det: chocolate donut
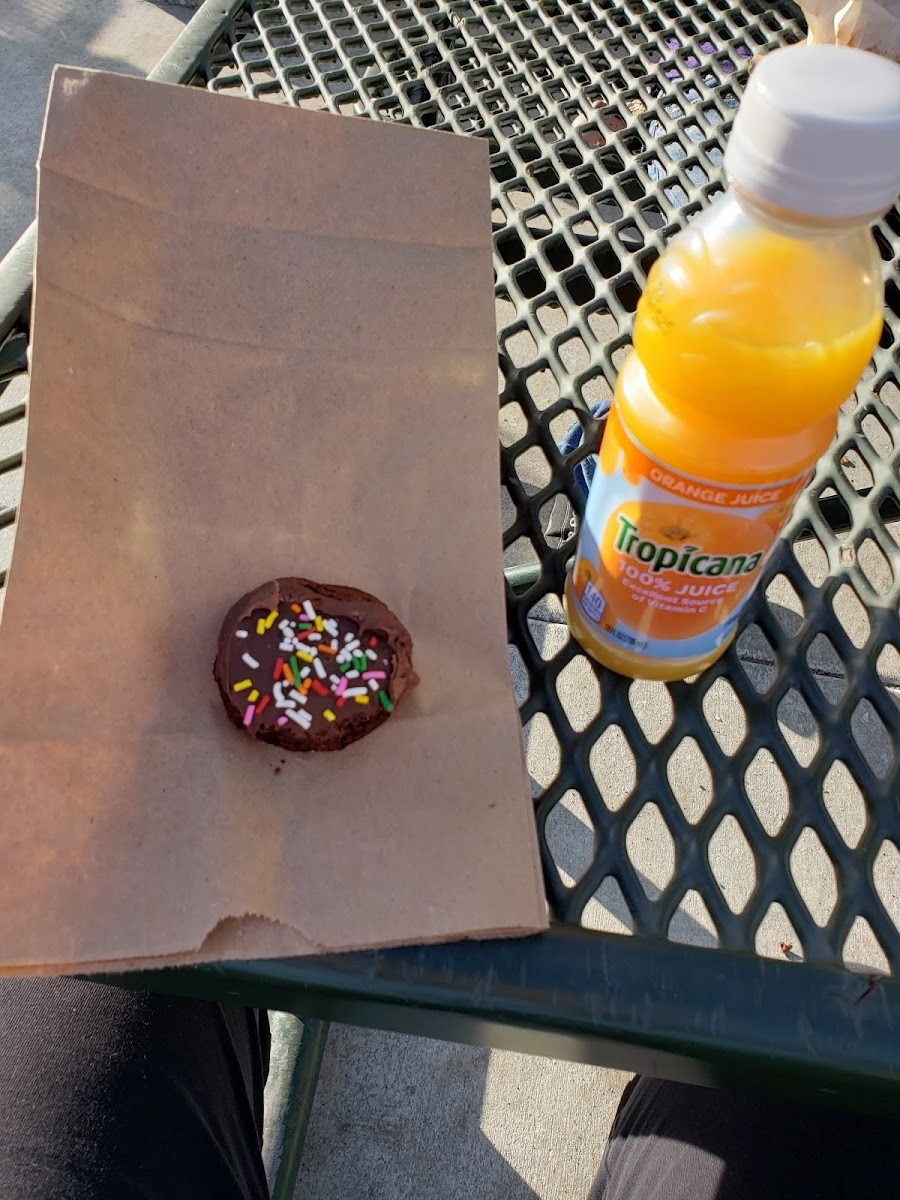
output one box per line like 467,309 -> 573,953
214,578 -> 417,751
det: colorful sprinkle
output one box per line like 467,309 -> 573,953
232,601 -> 397,738
236,630 -> 249,639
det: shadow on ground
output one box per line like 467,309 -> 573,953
545,802 -> 718,948
295,1022 -> 629,1200
296,1026 -> 539,1199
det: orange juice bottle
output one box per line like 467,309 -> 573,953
566,45 -> 900,682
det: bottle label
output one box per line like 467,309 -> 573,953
571,405 -> 808,661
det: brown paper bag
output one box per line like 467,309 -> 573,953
0,67 -> 547,973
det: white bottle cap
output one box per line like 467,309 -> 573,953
724,45 -> 900,220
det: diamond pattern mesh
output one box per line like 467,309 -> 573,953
1,0 -> 899,977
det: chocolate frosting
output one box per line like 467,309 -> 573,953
214,578 -> 418,751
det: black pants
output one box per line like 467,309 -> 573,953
591,1074 -> 900,1200
0,977 -> 269,1200
0,977 -> 896,1199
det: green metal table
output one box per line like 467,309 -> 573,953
1,0 -> 899,1122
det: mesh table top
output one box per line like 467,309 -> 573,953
1,0 -> 899,1096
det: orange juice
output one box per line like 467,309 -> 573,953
565,44 -> 900,680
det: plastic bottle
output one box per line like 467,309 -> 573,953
565,44 -> 900,682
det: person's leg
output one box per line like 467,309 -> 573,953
0,976 -> 269,1200
591,1075 -> 900,1200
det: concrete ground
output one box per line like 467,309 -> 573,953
0,0 -> 197,258
2,4 -> 898,1198
294,1026 -> 629,1200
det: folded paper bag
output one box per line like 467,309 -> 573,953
0,67 -> 547,974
